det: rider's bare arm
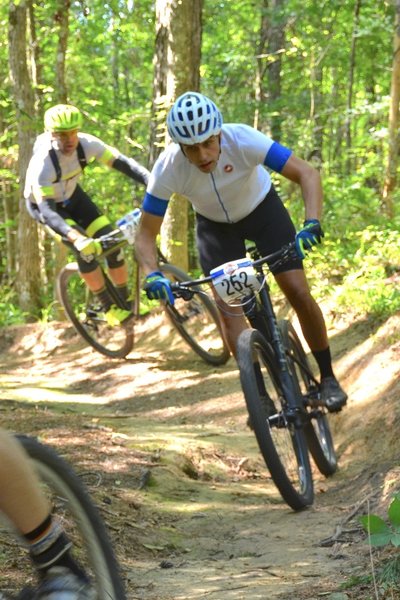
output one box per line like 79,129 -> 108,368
280,154 -> 322,221
134,211 -> 164,275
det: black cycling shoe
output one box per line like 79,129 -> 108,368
15,567 -> 96,600
247,395 -> 277,429
320,376 -> 348,413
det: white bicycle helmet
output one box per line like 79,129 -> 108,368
167,92 -> 223,145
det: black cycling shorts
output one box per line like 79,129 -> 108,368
27,185 -> 124,273
196,184 -> 302,276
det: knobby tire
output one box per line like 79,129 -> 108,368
161,263 -> 230,366
279,320 -> 337,476
13,435 -> 127,600
237,328 -> 314,510
57,262 -> 133,359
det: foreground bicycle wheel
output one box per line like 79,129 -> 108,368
237,328 -> 314,510
57,262 -> 133,359
161,263 -> 230,366
279,320 -> 337,476
1,435 -> 126,599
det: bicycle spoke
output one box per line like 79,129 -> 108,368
278,320 -> 337,476
237,328 -> 314,510
162,264 -> 230,366
57,263 -> 133,359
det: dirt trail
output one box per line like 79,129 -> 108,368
0,310 -> 399,599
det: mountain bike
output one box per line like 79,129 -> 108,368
0,434 -> 126,599
170,243 -> 337,511
56,212 -> 230,365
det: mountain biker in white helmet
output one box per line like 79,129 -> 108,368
0,428 -> 95,599
134,91 -> 347,413
24,104 -> 150,327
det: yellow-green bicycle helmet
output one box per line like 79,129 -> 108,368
44,104 -> 83,132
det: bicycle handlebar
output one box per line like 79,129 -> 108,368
97,228 -> 127,250
169,242 -> 298,299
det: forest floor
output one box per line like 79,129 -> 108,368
0,305 -> 399,599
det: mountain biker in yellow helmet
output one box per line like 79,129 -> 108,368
24,104 -> 150,327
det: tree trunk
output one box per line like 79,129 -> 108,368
1,180 -> 18,279
55,0 -> 70,103
28,1 -> 44,112
52,0 -> 71,318
344,0 -> 361,174
8,1 -> 42,318
151,0 -> 203,271
255,0 -> 285,140
382,0 -> 400,218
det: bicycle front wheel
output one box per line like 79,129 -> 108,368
4,435 -> 127,599
279,320 -> 337,476
57,262 -> 133,359
237,328 -> 314,510
160,263 -> 230,366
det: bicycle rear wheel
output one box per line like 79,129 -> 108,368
279,320 -> 337,476
237,328 -> 314,510
160,263 -> 230,366
2,435 -> 126,599
57,262 -> 133,359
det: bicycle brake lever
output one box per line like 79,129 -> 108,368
170,285 -> 195,301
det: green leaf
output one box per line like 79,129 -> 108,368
388,497 -> 400,528
360,514 -> 390,535
369,532 -> 393,547
391,532 -> 400,547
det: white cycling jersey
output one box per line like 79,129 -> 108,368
24,132 -> 118,204
143,123 -> 292,223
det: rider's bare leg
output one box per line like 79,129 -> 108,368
274,269 -> 328,352
0,428 -> 49,534
79,267 -> 105,293
211,290 -> 247,358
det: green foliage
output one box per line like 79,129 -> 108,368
278,162 -> 400,318
1,0 -> 400,325
330,225 -> 400,319
360,495 -> 400,548
0,290 -> 28,326
357,495 -> 400,596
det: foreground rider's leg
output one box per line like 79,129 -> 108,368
274,270 -> 328,352
0,430 -> 50,534
212,294 -> 276,428
274,269 -> 347,411
0,430 -> 94,598
211,290 -> 246,358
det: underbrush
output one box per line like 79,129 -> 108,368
1,222 -> 399,328
300,224 -> 400,320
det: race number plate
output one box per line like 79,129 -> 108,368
210,258 -> 261,303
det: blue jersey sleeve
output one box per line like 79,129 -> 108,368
142,192 -> 169,217
264,141 -> 292,173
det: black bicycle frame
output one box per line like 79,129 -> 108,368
244,268 -> 308,426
